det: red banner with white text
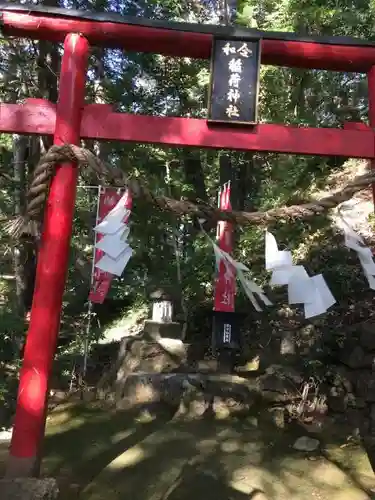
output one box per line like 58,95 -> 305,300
213,182 -> 236,312
89,187 -> 132,304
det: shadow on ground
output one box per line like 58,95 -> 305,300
1,400 -> 369,500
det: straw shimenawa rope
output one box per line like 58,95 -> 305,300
5,143 -> 375,238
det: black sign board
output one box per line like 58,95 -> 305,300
208,38 -> 261,125
212,311 -> 242,350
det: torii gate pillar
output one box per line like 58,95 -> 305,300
6,33 -> 89,478
368,66 -> 375,203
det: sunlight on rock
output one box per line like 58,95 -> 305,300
110,428 -> 133,445
229,481 -> 254,494
215,405 -> 231,420
232,482 -> 269,500
230,466 -> 287,497
281,469 -> 315,491
329,488 -> 370,500
221,439 -> 240,453
246,416 -> 259,427
248,492 -> 269,500
107,444 -> 147,470
135,409 -> 157,424
45,416 -> 86,436
232,466 -> 265,486
278,456 -> 312,472
45,409 -> 73,427
310,462 -> 348,487
243,355 -> 260,371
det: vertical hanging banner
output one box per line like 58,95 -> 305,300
89,187 -> 132,304
213,182 -> 236,311
208,37 -> 261,125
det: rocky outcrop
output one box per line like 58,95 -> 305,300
293,436 -> 320,452
112,363 -> 306,419
96,330 -> 188,402
318,320 -> 375,470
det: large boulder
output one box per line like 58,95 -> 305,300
97,331 -> 188,402
293,436 -> 320,452
345,346 -> 374,369
258,364 -> 302,403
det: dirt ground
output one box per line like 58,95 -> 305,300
1,401 -> 375,500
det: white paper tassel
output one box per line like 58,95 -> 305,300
202,227 -> 272,312
303,274 -> 336,319
340,216 -> 375,290
237,271 -> 263,312
265,231 -> 293,270
94,191 -> 131,235
95,246 -> 133,277
95,225 -> 130,260
93,192 -> 133,276
238,270 -> 273,311
265,231 -> 336,318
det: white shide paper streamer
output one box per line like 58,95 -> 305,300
265,231 -> 335,318
199,221 -> 272,312
340,216 -> 375,290
94,192 -> 133,277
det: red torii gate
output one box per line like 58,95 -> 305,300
1,2 -> 375,477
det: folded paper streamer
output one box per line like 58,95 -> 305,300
265,231 -> 335,318
95,226 -> 130,260
95,208 -> 131,235
94,191 -> 133,277
200,222 -> 272,312
94,246 -> 133,276
339,216 -> 375,290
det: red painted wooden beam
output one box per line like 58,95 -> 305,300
2,11 -> 375,71
0,99 -> 56,136
0,100 -> 373,158
81,106 -> 375,158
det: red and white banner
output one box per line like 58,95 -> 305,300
213,182 -> 236,312
89,187 -> 132,304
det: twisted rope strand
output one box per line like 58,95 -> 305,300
5,144 -> 375,238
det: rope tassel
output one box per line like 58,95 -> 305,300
5,143 -> 375,239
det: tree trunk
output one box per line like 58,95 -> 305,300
183,151 -> 208,203
183,151 -> 211,236
12,136 -> 37,358
18,0 -> 60,322
239,153 -> 261,212
13,134 -> 28,317
219,153 -> 232,189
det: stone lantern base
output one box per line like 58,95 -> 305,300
143,319 -> 183,340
